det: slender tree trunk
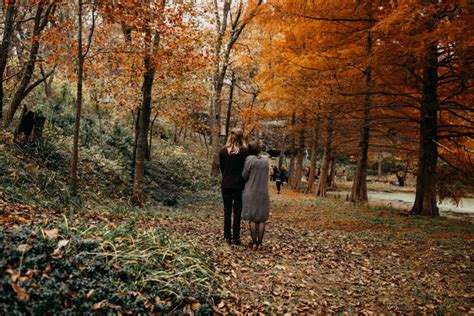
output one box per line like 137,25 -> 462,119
293,116 -> 306,191
316,111 -> 334,197
254,128 -> 260,143
288,112 -> 296,187
328,156 -> 337,188
147,112 -> 159,160
225,70 -> 235,141
6,4 -> 44,127
41,65 -> 54,100
278,134 -> 286,169
208,98 -> 214,146
210,0 -> 231,176
132,108 -> 140,179
350,31 -> 372,204
132,27 -> 158,206
210,0 -> 263,175
0,0 -> 17,123
70,0 -> 84,197
411,44 -> 439,216
306,114 -> 320,193
211,88 -> 224,175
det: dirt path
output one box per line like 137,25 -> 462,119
171,188 -> 473,314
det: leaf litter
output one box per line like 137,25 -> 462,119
1,187 -> 472,314
168,188 -> 474,314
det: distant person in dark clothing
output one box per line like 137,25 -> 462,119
219,128 -> 248,245
271,166 -> 278,181
275,167 -> 283,194
284,167 -> 290,183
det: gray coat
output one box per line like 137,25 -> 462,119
242,155 -> 270,222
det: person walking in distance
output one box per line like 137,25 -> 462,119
219,128 -> 248,245
275,167 -> 283,194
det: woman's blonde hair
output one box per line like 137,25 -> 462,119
225,128 -> 246,155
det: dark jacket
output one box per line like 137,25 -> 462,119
219,147 -> 249,189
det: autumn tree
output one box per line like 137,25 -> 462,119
372,0 -> 474,216
209,0 -> 263,176
0,0 -> 17,123
70,0 -> 96,197
5,0 -> 57,128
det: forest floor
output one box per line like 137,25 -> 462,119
2,185 -> 473,314
167,186 -> 474,314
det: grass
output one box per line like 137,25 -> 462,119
1,219 -> 220,314
269,188 -> 474,240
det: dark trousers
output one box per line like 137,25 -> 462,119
222,188 -> 242,241
276,181 -> 282,192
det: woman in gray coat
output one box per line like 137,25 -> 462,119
242,142 -> 270,250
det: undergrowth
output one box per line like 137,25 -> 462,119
0,224 -> 220,314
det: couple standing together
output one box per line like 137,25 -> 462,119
219,128 -> 270,250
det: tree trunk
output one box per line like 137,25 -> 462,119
210,0 -> 263,175
316,111 -> 334,197
132,28 -> 158,206
41,65 -> 54,100
306,114 -> 320,193
14,106 -> 45,143
7,2 -> 55,127
0,0 -> 17,123
411,44 -> 439,216
210,87 -> 224,175
225,70 -> 235,141
293,116 -> 306,191
328,156 -> 336,189
147,112 -> 159,160
350,31 -> 372,204
70,0 -> 84,197
278,134 -> 286,169
132,108 -> 140,179
288,111 -> 296,187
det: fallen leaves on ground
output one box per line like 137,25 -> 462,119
168,188 -> 474,314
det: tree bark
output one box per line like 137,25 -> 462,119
293,115 -> 306,191
350,31 -> 372,204
328,156 -> 337,188
147,112 -> 159,160
14,106 -> 45,143
306,114 -> 320,193
210,0 -> 262,175
411,44 -> 439,216
278,134 -> 286,169
316,111 -> 334,197
225,70 -> 236,141
210,0 -> 231,176
132,22 -> 160,206
288,111 -> 296,187
0,0 -> 17,123
70,0 -> 84,197
7,1 -> 55,127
